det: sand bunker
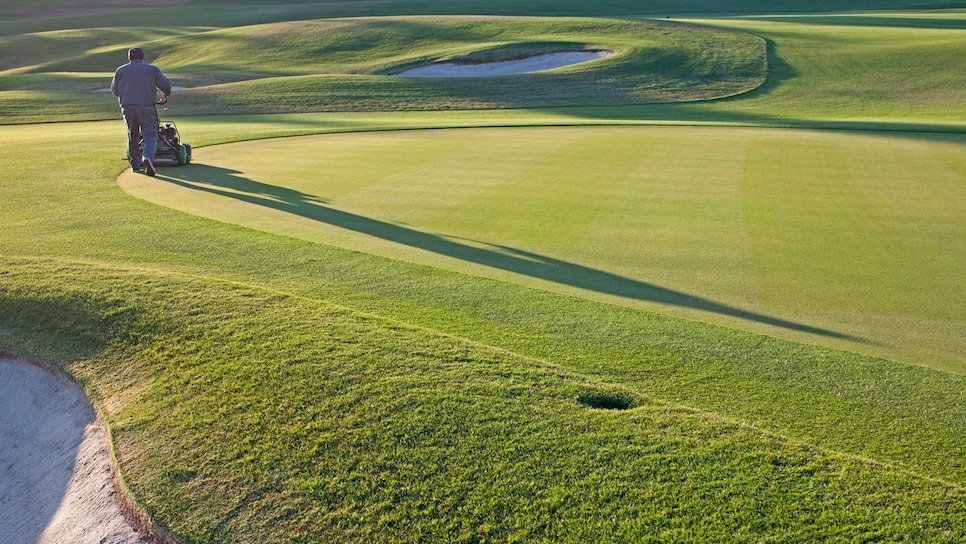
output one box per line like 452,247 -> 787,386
395,50 -> 613,78
0,358 -> 147,544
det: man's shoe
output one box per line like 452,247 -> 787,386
143,159 -> 156,177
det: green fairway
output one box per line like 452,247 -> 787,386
2,1 -> 965,542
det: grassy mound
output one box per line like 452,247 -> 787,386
0,17 -> 767,122
2,0 -> 956,31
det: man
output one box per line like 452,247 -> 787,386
111,47 -> 172,176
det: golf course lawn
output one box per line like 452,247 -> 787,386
1,1 -> 965,542
120,125 -> 966,372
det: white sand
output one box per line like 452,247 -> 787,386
0,358 -> 147,544
394,50 -> 613,78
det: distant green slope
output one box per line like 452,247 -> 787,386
0,17 -> 766,123
3,0 -> 965,28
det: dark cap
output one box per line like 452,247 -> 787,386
128,47 -> 144,61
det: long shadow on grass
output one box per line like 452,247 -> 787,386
158,164 -> 858,340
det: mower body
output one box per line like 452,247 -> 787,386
155,121 -> 192,167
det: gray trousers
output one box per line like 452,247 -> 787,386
121,104 -> 158,169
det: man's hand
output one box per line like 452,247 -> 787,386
158,94 -> 168,105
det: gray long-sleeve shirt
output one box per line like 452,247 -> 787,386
111,59 -> 172,107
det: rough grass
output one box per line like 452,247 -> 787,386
2,260 -> 964,543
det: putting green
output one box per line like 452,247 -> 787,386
119,126 -> 966,372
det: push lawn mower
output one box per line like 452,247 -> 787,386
125,95 -> 192,168
154,119 -> 192,167
154,93 -> 191,166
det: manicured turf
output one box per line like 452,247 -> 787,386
120,125 -> 966,371
1,1 -> 965,542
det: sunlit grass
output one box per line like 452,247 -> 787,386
120,126 -> 966,370
2,117 -> 965,542
1,1 -> 965,542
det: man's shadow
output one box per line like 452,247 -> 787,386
159,164 -> 858,340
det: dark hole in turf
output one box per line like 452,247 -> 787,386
577,393 -> 634,410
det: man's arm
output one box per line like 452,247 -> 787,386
155,67 -> 172,97
110,69 -> 120,97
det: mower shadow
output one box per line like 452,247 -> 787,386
158,163 -> 858,341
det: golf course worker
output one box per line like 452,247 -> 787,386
111,47 -> 172,176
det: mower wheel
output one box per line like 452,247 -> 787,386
179,143 -> 192,166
